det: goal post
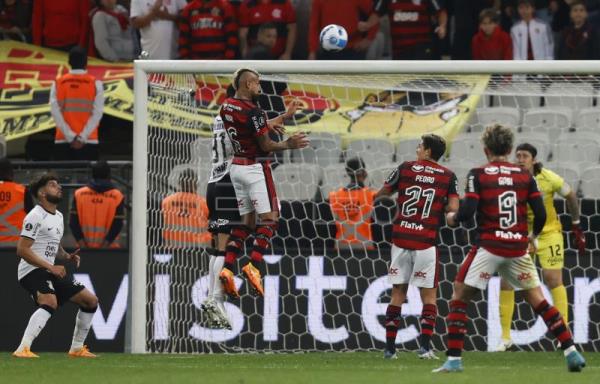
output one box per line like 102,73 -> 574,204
131,60 -> 600,354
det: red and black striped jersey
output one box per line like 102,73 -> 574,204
219,97 -> 270,160
178,0 -> 238,59
239,0 -> 296,58
465,162 -> 541,257
384,160 -> 458,250
374,0 -> 442,58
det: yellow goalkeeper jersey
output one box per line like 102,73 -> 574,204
527,168 -> 565,235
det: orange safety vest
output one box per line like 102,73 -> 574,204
161,192 -> 211,248
74,186 -> 124,248
0,181 -> 26,247
329,187 -> 376,249
54,72 -> 99,143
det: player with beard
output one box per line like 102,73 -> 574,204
218,68 -> 309,298
13,173 -> 99,358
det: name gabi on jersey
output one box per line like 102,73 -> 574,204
495,230 -> 523,240
400,220 -> 424,231
393,11 -> 419,22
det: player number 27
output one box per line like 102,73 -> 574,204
402,186 -> 435,219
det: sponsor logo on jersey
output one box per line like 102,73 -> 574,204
25,223 -> 32,231
479,272 -> 492,280
412,164 -> 424,173
389,267 -> 399,275
485,166 -> 499,175
495,230 -> 523,240
393,11 -> 419,22
272,8 -> 282,18
400,220 -> 424,231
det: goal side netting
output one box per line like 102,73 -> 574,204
131,61 -> 600,354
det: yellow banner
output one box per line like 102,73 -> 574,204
1,41 -> 489,144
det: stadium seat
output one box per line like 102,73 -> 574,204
557,131 -> 600,146
272,163 -> 321,200
367,163 -> 397,190
521,107 -> 573,142
574,107 -> 600,131
513,133 -> 551,161
552,139 -> 600,166
442,159 -> 473,191
190,137 -> 213,166
493,82 -> 543,109
167,163 -> 208,196
346,139 -> 395,169
307,131 -> 342,148
471,107 -> 521,130
320,164 -> 350,198
291,138 -> 342,167
395,138 -> 420,160
449,138 -> 487,164
545,82 -> 594,110
551,164 -> 581,195
580,166 -> 600,198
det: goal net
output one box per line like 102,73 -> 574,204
131,61 -> 600,354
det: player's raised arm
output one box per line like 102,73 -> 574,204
447,170 -> 479,227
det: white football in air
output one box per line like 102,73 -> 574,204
320,24 -> 348,52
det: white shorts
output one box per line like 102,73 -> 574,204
387,245 -> 438,288
457,247 -> 540,290
230,162 -> 279,216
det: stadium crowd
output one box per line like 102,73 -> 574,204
1,0 -> 600,60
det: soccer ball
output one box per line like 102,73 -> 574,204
319,24 -> 348,52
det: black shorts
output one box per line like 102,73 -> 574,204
206,173 -> 241,234
19,268 -> 85,306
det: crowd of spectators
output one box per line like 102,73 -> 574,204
1,0 -> 599,60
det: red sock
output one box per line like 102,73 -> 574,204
535,300 -> 574,349
385,304 -> 402,353
249,222 -> 276,263
224,227 -> 250,270
447,300 -> 468,357
419,304 -> 437,350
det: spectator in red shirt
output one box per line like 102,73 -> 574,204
472,8 -> 513,60
178,0 -> 238,59
239,0 -> 296,60
359,0 -> 447,60
0,0 -> 31,42
308,0 -> 378,60
32,0 -> 90,51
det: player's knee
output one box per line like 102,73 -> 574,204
37,294 -> 57,310
81,295 -> 99,313
542,271 -> 562,288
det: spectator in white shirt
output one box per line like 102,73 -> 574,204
92,0 -> 136,61
511,0 -> 554,60
130,0 -> 187,59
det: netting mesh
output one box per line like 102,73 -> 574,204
144,72 -> 600,353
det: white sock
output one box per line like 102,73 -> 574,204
212,256 -> 225,302
207,255 -> 216,301
448,356 -> 462,361
564,345 -> 577,356
70,310 -> 95,351
17,307 -> 52,351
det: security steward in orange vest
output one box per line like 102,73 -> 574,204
329,157 -> 376,250
161,169 -> 211,248
0,158 -> 34,247
70,161 -> 124,248
50,46 -> 103,161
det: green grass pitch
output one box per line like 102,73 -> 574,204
1,351 -> 598,384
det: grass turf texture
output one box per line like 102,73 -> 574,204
1,351 -> 598,384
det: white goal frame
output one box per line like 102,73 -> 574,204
131,60 -> 600,354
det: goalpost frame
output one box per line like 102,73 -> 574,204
130,60 -> 600,354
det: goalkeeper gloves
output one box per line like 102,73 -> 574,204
572,221 -> 586,257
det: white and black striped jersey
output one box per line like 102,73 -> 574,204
208,115 -> 235,183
